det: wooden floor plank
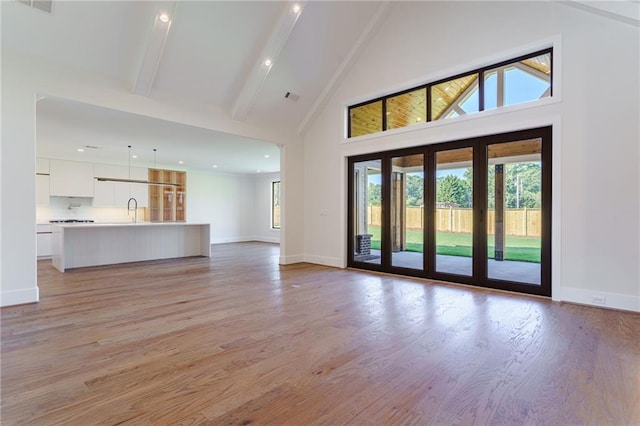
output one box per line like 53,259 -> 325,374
1,242 -> 639,425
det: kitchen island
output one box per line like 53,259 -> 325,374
51,222 -> 210,272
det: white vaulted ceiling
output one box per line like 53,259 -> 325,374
1,1 -> 388,173
151,2 -> 285,109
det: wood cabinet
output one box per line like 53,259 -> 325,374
147,168 -> 186,222
49,159 -> 94,197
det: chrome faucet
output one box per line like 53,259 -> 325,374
127,197 -> 138,223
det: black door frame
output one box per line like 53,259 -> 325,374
347,126 -> 552,297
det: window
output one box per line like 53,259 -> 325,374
272,181 -> 281,229
349,100 -> 383,138
484,51 -> 551,110
387,88 -> 426,130
347,48 -> 552,138
431,73 -> 479,120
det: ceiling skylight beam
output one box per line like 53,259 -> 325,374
132,1 -> 178,96
231,2 -> 305,121
512,62 -> 550,82
439,80 -> 478,119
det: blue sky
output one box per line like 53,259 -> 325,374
462,67 -> 549,112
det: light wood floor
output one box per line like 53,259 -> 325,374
2,242 -> 639,425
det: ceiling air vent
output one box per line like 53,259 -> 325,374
16,0 -> 53,14
284,92 -> 300,101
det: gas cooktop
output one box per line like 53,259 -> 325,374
49,219 -> 95,223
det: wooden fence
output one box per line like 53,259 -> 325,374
367,205 -> 541,237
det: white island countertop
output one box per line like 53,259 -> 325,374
51,222 -> 211,272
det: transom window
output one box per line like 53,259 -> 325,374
348,49 -> 552,138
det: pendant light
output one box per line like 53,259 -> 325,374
94,146 -> 180,187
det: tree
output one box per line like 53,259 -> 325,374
405,174 -> 424,207
505,162 -> 541,208
436,175 -> 471,207
367,162 -> 540,209
477,163 -> 541,209
368,182 -> 381,205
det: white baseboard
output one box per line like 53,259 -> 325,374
1,287 -> 39,307
254,237 -> 280,244
211,237 -> 281,245
279,254 -> 304,265
304,255 -> 344,269
210,237 -> 255,244
561,286 -> 639,312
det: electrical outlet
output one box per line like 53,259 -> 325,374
591,295 -> 606,305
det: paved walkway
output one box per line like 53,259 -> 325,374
364,250 -> 540,285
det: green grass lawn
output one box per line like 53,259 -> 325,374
366,226 -> 540,263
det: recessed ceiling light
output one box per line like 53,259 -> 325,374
292,4 -> 301,13
178,160 -> 184,165
132,155 -> 138,159
416,117 -> 422,122
77,148 -> 84,152
212,165 -> 218,168
264,59 -> 272,67
257,170 -> 261,173
158,13 -> 170,23
264,154 -> 270,158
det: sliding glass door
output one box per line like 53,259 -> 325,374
350,157 -> 383,266
434,147 -> 473,277
390,152 -> 424,271
487,139 -> 542,285
347,126 -> 551,297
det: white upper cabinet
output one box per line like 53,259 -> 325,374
49,159 -> 94,197
93,164 -> 148,207
129,166 -> 149,207
36,157 -> 50,174
36,158 -> 50,205
36,175 -> 50,205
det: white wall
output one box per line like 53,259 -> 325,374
1,57 -> 39,306
253,172 -> 281,244
302,1 -> 640,311
280,142 -> 305,264
187,170 -> 257,244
